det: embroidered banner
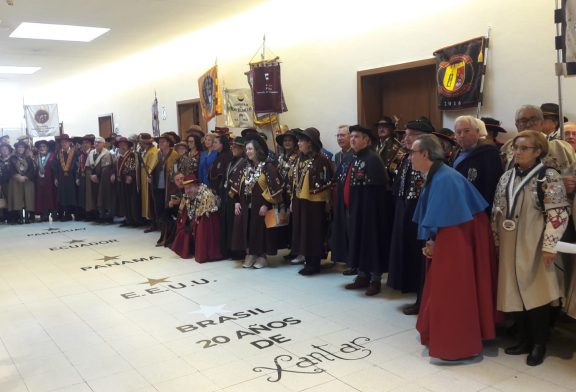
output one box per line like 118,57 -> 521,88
433,37 -> 486,110
224,88 -> 254,128
24,104 -> 60,137
247,60 -> 287,115
198,65 -> 222,122
556,0 -> 576,76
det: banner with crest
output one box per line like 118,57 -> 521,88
24,104 -> 60,137
198,65 -> 223,122
224,88 -> 254,128
247,59 -> 287,115
434,37 -> 486,110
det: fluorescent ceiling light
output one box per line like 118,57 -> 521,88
10,22 -> 109,42
0,66 -> 41,74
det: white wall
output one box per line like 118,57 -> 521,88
9,0 -> 575,153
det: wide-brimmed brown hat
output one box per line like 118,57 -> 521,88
349,124 -> 378,145
212,127 -> 231,136
155,132 -> 177,146
174,141 -> 188,151
116,136 -> 133,148
58,133 -> 71,142
295,127 -> 323,150
375,116 -> 397,129
139,133 -> 154,144
275,129 -> 298,146
541,103 -> 568,122
186,125 -> 204,140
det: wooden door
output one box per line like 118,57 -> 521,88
357,58 -> 442,131
98,114 -> 114,138
177,99 -> 204,140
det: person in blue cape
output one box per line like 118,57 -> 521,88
411,134 -> 496,361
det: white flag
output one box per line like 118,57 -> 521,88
25,104 -> 60,137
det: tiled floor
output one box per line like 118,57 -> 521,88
1,221 -> 575,392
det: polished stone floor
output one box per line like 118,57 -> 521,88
1,221 -> 575,392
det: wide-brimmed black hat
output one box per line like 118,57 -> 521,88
244,133 -> 269,154
295,127 -> 323,150
275,129 -> 298,146
541,103 -> 568,122
405,119 -> 435,134
432,132 -> 456,145
349,124 -> 378,145
14,140 -> 29,149
34,139 -> 50,149
241,128 -> 259,138
0,143 -> 13,153
231,136 -> 246,147
480,117 -> 506,134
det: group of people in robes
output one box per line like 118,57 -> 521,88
2,101 -> 576,367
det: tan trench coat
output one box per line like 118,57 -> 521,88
492,167 -> 568,312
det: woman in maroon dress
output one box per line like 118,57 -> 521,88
171,174 -> 223,263
34,140 -> 57,222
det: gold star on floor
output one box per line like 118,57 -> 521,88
45,228 -> 60,231
68,239 -> 84,244
141,277 -> 171,287
96,255 -> 119,262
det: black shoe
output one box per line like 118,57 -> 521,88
505,342 -> 532,355
298,266 -> 321,276
526,344 -> 546,366
402,303 -> 419,315
342,268 -> 358,276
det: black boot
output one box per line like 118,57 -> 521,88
526,344 -> 546,366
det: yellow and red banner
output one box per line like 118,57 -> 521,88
434,37 -> 486,110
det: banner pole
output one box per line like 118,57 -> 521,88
476,27 -> 491,118
555,0 -> 565,139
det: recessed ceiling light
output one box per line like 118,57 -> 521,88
0,66 -> 41,74
10,22 -> 109,42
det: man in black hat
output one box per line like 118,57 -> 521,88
376,117 -> 404,184
152,132 -> 179,245
335,125 -> 393,295
541,103 -> 568,140
54,134 -> 79,221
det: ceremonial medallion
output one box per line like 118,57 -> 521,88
502,219 -> 516,231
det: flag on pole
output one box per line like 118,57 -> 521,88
152,94 -> 160,137
556,0 -> 576,76
24,104 -> 60,137
433,37 -> 486,110
198,65 -> 222,122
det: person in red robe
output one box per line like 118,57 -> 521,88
171,173 -> 223,263
411,134 -> 496,361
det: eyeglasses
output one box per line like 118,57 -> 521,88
511,145 -> 539,152
515,117 -> 541,126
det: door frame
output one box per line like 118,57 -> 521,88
98,113 -> 114,138
357,58 -> 437,126
176,98 -> 205,139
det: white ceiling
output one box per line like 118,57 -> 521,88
0,0 -> 266,85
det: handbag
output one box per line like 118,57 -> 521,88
265,205 -> 290,228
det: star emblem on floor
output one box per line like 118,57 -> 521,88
190,304 -> 231,317
45,228 -> 60,231
96,255 -> 119,262
141,277 -> 171,287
